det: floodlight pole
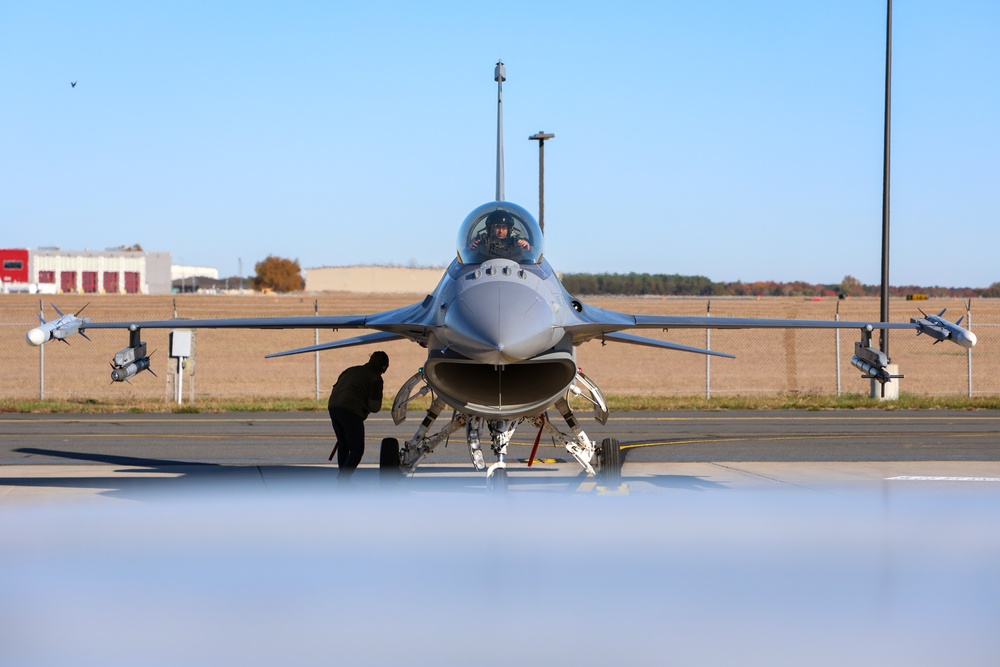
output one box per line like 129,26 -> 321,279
529,131 -> 555,234
879,0 -> 892,358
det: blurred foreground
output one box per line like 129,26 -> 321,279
2,483 -> 998,666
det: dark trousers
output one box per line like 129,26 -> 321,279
329,407 -> 366,471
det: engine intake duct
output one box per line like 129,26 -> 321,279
424,349 -> 577,418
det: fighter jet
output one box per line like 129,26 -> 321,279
27,62 -> 977,488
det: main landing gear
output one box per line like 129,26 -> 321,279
381,370 -> 623,491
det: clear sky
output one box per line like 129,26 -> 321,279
3,2 -> 998,287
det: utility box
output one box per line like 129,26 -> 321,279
169,329 -> 196,376
170,330 -> 193,358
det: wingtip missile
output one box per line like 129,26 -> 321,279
910,310 -> 977,349
26,306 -> 92,346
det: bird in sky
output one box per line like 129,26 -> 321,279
70,81 -> 77,88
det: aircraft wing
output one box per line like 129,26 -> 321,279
564,303 -> 956,346
628,315 -> 919,332
80,300 -> 438,348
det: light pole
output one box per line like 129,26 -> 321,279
529,131 -> 554,233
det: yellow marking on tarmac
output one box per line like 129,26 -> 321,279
622,431 -> 1000,450
5,433 -> 333,440
6,415 -> 999,425
624,434 -> 862,450
628,432 -> 1000,449
0,417 -> 330,424
615,415 -> 1000,422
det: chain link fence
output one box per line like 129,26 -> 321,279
2,294 -> 997,401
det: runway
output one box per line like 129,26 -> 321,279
3,410 -> 999,665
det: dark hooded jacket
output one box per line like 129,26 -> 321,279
327,358 -> 385,419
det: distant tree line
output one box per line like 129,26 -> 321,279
560,272 -> 1000,299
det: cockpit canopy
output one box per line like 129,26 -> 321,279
456,201 -> 543,265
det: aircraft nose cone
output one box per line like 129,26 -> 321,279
445,280 -> 557,363
962,329 -> 978,348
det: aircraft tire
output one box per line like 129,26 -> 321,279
379,437 -> 402,483
488,468 -> 509,494
599,438 -> 622,487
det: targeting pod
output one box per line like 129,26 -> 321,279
852,326 -> 903,385
111,356 -> 154,382
110,330 -> 156,382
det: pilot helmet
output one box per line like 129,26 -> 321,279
485,210 -> 512,231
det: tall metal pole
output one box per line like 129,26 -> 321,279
529,132 -> 554,234
879,0 -> 893,358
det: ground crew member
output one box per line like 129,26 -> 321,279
327,350 -> 389,477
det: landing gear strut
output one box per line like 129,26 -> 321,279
386,369 -> 617,489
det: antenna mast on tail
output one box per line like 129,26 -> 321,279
494,60 -> 506,201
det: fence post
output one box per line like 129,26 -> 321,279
835,301 -> 841,397
967,299 -> 973,398
39,343 -> 45,400
705,300 -> 711,400
39,299 -> 45,400
314,299 -> 320,401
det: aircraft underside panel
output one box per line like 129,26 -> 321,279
423,349 -> 577,418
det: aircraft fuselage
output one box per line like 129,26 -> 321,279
422,257 -> 579,418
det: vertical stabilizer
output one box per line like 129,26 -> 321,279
494,60 -> 506,201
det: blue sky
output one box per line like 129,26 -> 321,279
3,1 -> 998,287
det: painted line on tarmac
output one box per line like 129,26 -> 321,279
886,476 -> 1000,482
612,416 -> 1000,422
623,432 -> 1000,450
623,434 -> 882,450
0,417 -> 330,423
4,433 -> 333,440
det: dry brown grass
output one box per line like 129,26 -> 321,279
2,293 -> 998,405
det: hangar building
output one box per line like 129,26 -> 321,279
0,247 -> 173,295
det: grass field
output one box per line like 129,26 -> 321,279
2,292 -> 997,412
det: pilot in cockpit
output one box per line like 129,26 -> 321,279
469,210 -> 531,259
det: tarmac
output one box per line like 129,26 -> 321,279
2,410 -> 999,665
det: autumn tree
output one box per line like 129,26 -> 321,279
253,255 -> 304,293
840,275 -> 863,297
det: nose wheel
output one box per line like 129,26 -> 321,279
488,466 -> 509,493
379,437 -> 402,484
598,438 -> 622,487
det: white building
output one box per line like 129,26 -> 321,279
171,265 -> 220,281
305,265 -> 445,294
29,248 -> 173,295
